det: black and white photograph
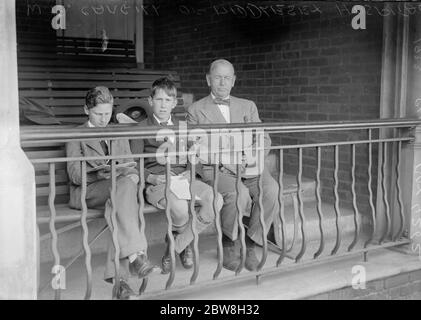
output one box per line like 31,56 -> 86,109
1,0 -> 421,304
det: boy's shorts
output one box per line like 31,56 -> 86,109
145,183 -> 170,210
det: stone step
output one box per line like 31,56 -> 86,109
38,230 -> 387,300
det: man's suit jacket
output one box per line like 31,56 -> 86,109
129,116 -> 187,181
187,94 -> 271,177
66,121 -> 135,208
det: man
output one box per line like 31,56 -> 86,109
187,59 -> 280,272
129,77 -> 223,274
66,86 -> 154,299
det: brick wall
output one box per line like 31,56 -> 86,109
143,0 -> 157,68
16,0 -> 57,34
147,0 -> 384,213
308,269 -> 421,300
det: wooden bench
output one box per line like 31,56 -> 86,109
24,135 -> 312,253
17,34 -> 137,68
18,66 -> 190,124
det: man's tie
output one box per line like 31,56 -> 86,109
100,140 -> 109,155
213,97 -> 230,106
160,121 -> 168,126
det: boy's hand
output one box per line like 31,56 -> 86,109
96,168 -> 124,180
179,170 -> 191,181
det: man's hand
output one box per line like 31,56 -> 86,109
147,174 -> 167,185
179,170 -> 191,181
116,166 -> 137,176
96,169 -> 115,180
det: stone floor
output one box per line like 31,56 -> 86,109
38,229 -> 421,300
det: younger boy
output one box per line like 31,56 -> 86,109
129,77 -> 223,273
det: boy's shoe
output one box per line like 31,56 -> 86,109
161,233 -> 174,274
161,248 -> 172,274
179,244 -> 194,269
161,235 -> 194,273
129,253 -> 155,278
115,279 -> 135,300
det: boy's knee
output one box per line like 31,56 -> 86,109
224,189 -> 251,211
170,200 -> 189,227
264,178 -> 279,202
215,193 -> 224,212
116,176 -> 136,191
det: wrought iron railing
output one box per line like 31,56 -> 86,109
21,118 -> 421,299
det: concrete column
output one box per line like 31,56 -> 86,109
0,0 -> 37,299
405,128 -> 421,259
403,11 -> 421,257
375,3 -> 399,242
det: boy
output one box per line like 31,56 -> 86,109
66,86 -> 154,299
129,77 -> 223,274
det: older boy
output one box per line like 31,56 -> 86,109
129,77 -> 223,274
66,86 -> 154,299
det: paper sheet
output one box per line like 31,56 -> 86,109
170,175 -> 201,200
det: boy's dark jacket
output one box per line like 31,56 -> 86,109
130,116 -> 188,181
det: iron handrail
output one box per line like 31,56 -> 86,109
20,118 -> 421,144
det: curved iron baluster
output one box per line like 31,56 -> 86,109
137,158 -> 148,295
379,142 -> 391,244
276,149 -> 286,267
257,140 -> 268,271
109,160 -> 121,299
164,157 -> 176,290
139,278 -> 148,294
393,141 -> 405,241
80,161 -> 92,299
314,146 -> 325,259
48,163 -> 61,300
287,194 -> 299,252
364,129 -> 376,248
189,164 -> 200,285
212,163 -> 223,280
295,148 -> 307,262
235,155 -> 246,276
348,144 -> 360,252
331,145 -> 342,255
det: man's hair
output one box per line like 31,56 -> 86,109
85,86 -> 114,109
208,59 -> 235,75
150,77 -> 177,98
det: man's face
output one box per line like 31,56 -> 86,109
84,103 -> 113,127
149,88 -> 177,122
206,63 -> 236,99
